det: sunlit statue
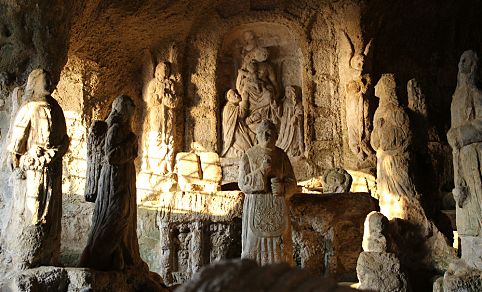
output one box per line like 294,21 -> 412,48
2,69 -> 69,270
370,74 -> 417,220
80,95 -> 147,271
236,47 -> 279,136
146,61 -> 179,175
275,86 -> 304,157
447,50 -> 482,268
221,89 -> 252,158
238,120 -> 297,265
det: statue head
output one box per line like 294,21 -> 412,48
243,31 -> 256,48
256,119 -> 278,149
253,47 -> 269,63
108,95 -> 136,124
226,89 -> 241,104
458,50 -> 478,83
155,62 -> 171,80
25,69 -> 52,100
285,86 -> 299,104
375,74 -> 399,106
350,54 -> 365,71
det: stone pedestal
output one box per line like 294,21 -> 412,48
357,252 -> 408,292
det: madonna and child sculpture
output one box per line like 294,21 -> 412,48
238,119 -> 297,265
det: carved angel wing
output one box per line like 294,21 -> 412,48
342,31 -> 355,66
363,38 -> 373,57
84,120 -> 108,202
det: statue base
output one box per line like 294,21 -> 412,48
0,266 -> 167,292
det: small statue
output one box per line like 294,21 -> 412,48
321,168 -> 352,193
357,211 -> 408,291
275,86 -> 304,157
79,95 -> 147,271
238,120 -> 297,265
221,89 -> 253,158
2,69 -> 69,270
447,50 -> 482,269
343,32 -> 374,161
146,61 -> 179,175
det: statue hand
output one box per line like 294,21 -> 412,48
453,186 -> 469,208
271,177 -> 285,196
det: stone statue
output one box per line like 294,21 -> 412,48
221,89 -> 253,158
2,69 -> 69,270
343,32 -> 374,161
447,50 -> 482,269
236,47 -> 280,136
357,211 -> 408,291
238,120 -> 297,265
321,168 -> 352,193
84,120 -> 107,202
275,86 -> 304,157
79,95 -> 147,271
370,74 -> 419,220
146,61 -> 179,175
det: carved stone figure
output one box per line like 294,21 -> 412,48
84,120 -> 107,202
238,120 -> 297,265
80,95 -> 147,271
357,211 -> 408,291
146,61 -> 179,175
370,74 -> 418,221
236,47 -> 279,136
447,50 -> 482,269
2,69 -> 69,270
221,89 -> 253,158
343,32 -> 374,162
275,86 -> 304,157
321,168 -> 352,193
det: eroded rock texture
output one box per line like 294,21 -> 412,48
177,258 -> 356,292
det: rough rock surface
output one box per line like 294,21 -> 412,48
356,252 -> 408,292
443,260 -> 482,292
0,266 -> 167,292
289,192 -> 378,281
176,258 -> 356,292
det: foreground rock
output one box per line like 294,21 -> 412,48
177,258 -> 355,292
0,266 -> 167,292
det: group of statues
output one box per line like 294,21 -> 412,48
0,45 -> 480,289
0,69 -> 149,276
221,31 -> 305,159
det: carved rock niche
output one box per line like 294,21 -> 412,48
218,23 -> 305,182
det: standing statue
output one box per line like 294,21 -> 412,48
238,120 -> 297,265
80,95 -> 147,271
343,32 -> 374,161
275,86 -> 304,157
2,69 -> 69,270
221,89 -> 253,158
447,50 -> 482,268
370,74 -> 419,221
146,61 -> 179,175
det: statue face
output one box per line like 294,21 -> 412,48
459,52 -> 475,74
253,48 -> 268,62
227,90 -> 241,104
256,121 -> 278,148
155,63 -> 170,80
285,87 -> 296,103
32,71 -> 52,97
350,54 -> 365,71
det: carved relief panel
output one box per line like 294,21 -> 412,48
218,23 -> 305,162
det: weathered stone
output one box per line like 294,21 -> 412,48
447,50 -> 482,270
177,258 -> 356,292
356,252 -> 408,292
290,192 -> 378,279
239,120 -> 297,266
322,168 -> 352,193
1,69 -> 69,274
176,152 -> 203,192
